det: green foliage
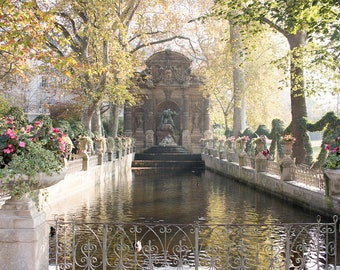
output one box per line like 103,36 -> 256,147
0,98 -> 10,117
0,143 -> 64,198
53,120 -> 74,138
33,114 -> 53,129
7,106 -> 27,127
268,119 -> 286,158
307,112 -> 340,168
48,102 -> 82,122
0,115 -> 66,198
323,139 -> 340,169
69,120 -> 87,138
255,125 -> 270,137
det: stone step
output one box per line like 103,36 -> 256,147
132,160 -> 205,168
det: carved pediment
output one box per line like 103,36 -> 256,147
144,50 -> 192,86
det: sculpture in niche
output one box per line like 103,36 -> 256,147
192,113 -> 200,131
160,108 -> 177,129
135,114 -> 144,130
158,108 -> 178,143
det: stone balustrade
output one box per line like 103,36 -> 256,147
202,140 -> 340,218
0,136 -> 135,270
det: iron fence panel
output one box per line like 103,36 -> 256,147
49,216 -> 338,270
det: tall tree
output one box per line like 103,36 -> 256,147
230,21 -> 245,136
46,0 -> 198,136
212,0 -> 339,164
196,7 -> 288,135
45,0 -> 136,135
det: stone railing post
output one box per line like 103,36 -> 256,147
0,196 -> 49,270
219,140 -> 227,159
255,141 -> 268,172
238,141 -> 247,167
280,141 -> 295,180
227,141 -> 236,162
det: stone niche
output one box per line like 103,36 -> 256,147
124,50 -> 211,153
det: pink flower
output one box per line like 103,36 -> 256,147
331,146 -> 339,153
5,129 -> 15,139
3,144 -> 14,154
18,141 -> 25,148
4,118 -> 13,125
26,124 -> 33,132
34,121 -> 41,127
51,127 -> 60,133
324,144 -> 330,151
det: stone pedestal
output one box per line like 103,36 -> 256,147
145,130 -> 154,148
0,196 -> 49,270
280,142 -> 295,181
324,169 -> 340,195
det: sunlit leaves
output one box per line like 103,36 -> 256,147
0,1 -> 56,83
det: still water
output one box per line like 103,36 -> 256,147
56,169 -> 325,225
49,169 -> 340,268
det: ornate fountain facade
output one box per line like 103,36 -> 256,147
124,50 -> 211,153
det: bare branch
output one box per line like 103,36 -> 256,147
130,35 -> 195,53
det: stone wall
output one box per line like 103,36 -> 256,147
202,154 -> 340,218
44,153 -> 134,220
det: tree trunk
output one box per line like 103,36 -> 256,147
91,106 -> 102,137
230,21 -> 245,137
107,103 -> 119,137
287,31 -> 308,164
81,99 -> 97,135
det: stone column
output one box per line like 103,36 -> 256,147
203,98 -> 212,139
124,107 -> 133,137
145,98 -> 153,131
0,196 -> 49,270
145,97 -> 154,147
182,95 -> 191,148
183,95 -> 189,130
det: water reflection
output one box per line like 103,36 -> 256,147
49,169 -> 340,267
55,169 -> 324,224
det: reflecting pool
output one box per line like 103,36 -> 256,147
53,169 -> 326,224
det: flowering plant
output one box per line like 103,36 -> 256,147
281,134 -> 296,143
324,137 -> 340,169
252,135 -> 266,144
0,116 -> 66,198
225,136 -> 235,147
236,135 -> 250,142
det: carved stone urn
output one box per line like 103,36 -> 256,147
280,141 -> 295,181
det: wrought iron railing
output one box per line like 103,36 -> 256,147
49,215 -> 339,270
